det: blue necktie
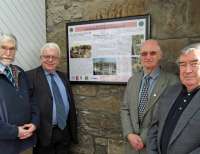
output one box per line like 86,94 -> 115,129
50,74 -> 66,130
5,66 -> 16,87
138,75 -> 151,122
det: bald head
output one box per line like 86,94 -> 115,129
140,39 -> 162,53
140,39 -> 162,73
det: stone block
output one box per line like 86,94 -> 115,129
95,145 -> 107,154
79,110 -> 122,138
108,139 -> 124,154
148,0 -> 189,39
71,133 -> 94,154
95,137 -> 108,146
72,85 -> 97,96
78,96 -> 120,113
187,0 -> 200,36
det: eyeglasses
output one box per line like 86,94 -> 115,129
41,55 -> 59,60
179,59 -> 200,69
140,51 -> 157,57
0,45 -> 16,52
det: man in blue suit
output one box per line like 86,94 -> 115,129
0,33 -> 39,154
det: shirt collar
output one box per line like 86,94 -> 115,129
43,69 -> 56,76
0,62 -> 7,74
182,85 -> 200,95
143,67 -> 160,80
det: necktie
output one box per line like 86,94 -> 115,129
138,75 -> 151,122
50,74 -> 66,130
4,66 -> 16,87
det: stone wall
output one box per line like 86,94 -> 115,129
46,0 -> 200,153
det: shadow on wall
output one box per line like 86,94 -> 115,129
161,60 -> 179,76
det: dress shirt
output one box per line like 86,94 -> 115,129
0,62 -> 12,76
0,62 -> 15,84
0,62 -> 5,73
44,70 -> 69,125
139,67 -> 160,102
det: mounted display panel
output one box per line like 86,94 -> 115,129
66,15 -> 150,84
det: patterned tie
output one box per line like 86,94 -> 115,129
4,66 -> 16,87
50,74 -> 66,130
138,75 -> 151,122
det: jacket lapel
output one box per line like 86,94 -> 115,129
158,85 -> 182,144
143,71 -> 166,115
37,66 -> 52,99
132,73 -> 143,123
169,90 -> 200,145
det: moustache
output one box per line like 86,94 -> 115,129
0,57 -> 14,60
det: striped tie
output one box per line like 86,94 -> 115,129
50,74 -> 66,130
4,66 -> 16,87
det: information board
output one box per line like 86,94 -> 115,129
66,15 -> 150,84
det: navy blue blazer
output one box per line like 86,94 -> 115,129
0,65 -> 39,154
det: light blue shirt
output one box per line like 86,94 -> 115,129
44,70 -> 70,125
0,63 -> 13,77
0,63 -> 6,73
139,67 -> 160,102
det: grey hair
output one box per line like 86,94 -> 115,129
40,42 -> 61,57
177,43 -> 200,64
180,43 -> 200,54
0,33 -> 17,49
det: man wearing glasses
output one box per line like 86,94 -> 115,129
0,33 -> 39,154
121,39 -> 178,154
27,43 -> 78,154
148,43 -> 200,154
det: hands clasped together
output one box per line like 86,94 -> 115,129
18,123 -> 36,140
127,133 -> 144,151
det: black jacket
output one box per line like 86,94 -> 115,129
26,66 -> 78,146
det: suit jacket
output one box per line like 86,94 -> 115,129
120,70 -> 179,154
26,66 -> 78,146
147,84 -> 200,154
0,65 -> 39,154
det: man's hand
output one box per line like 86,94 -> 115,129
127,133 -> 144,151
23,123 -> 36,132
18,123 -> 36,140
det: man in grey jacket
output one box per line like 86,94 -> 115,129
147,43 -> 200,154
121,39 -> 178,154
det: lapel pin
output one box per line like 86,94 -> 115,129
153,93 -> 157,97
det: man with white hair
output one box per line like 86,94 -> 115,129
0,33 -> 39,154
148,43 -> 200,154
27,42 -> 78,154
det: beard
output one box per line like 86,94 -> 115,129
0,57 -> 14,66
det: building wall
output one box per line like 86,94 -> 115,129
46,0 -> 200,153
0,0 -> 46,70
